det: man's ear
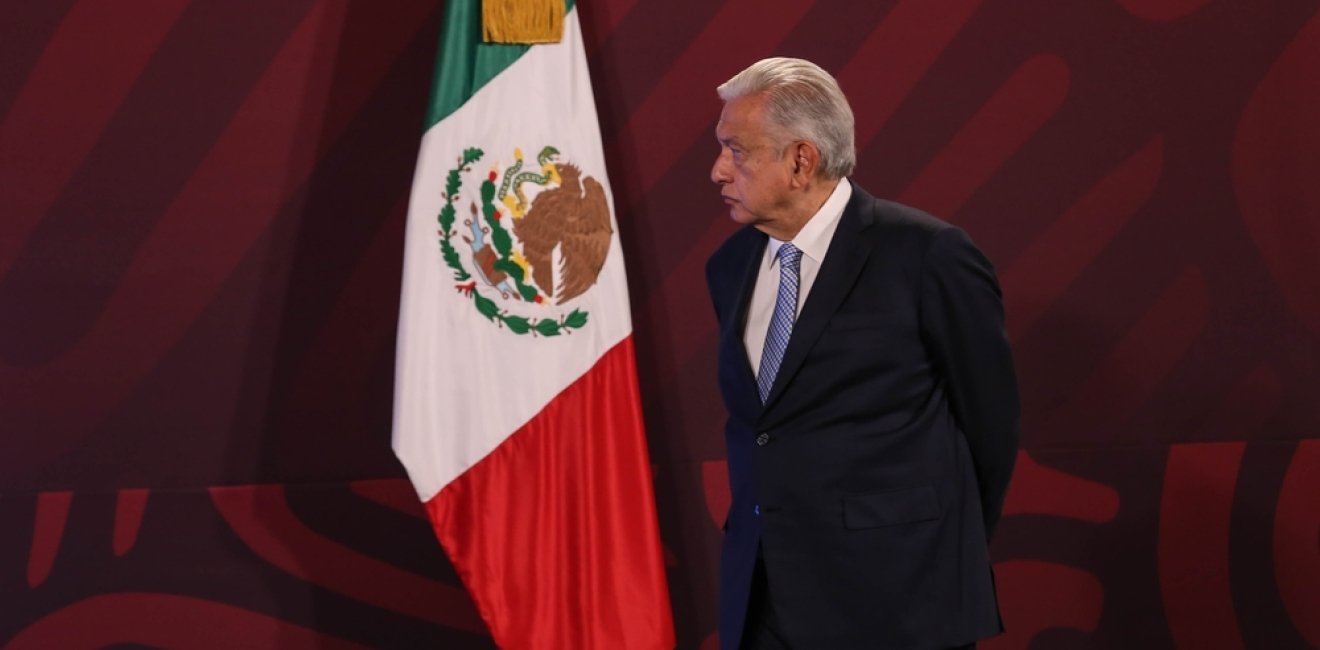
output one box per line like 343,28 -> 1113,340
791,141 -> 818,181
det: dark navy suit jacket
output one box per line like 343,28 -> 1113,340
705,184 -> 1020,650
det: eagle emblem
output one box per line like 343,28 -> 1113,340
435,146 -> 612,336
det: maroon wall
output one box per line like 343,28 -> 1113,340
2,0 -> 1318,648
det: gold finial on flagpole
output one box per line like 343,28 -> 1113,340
483,0 -> 565,44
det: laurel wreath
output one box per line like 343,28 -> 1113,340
437,147 -> 589,337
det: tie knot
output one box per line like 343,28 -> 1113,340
778,243 -> 803,270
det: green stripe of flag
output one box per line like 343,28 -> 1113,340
425,0 -> 576,129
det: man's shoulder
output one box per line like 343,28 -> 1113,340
852,187 -> 995,276
848,185 -> 958,251
850,185 -> 953,236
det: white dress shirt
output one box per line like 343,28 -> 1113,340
744,178 -> 853,377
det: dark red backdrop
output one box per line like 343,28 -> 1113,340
2,1 -> 1317,648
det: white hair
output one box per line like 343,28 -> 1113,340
717,57 -> 856,179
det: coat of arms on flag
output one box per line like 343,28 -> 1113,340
438,145 -> 612,336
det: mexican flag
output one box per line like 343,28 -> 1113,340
391,1 -> 674,648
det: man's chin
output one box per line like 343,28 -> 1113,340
727,207 -> 757,226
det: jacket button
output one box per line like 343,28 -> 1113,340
755,433 -> 770,446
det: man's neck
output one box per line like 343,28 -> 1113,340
765,178 -> 840,241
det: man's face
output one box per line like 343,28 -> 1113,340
711,93 -> 796,230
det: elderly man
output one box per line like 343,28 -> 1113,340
705,57 -> 1020,650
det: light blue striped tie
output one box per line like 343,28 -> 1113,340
757,243 -> 803,403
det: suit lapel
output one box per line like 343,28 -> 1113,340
721,229 -> 768,416
760,188 -> 875,413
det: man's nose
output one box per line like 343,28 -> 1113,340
710,152 -> 730,184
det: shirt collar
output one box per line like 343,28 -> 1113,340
765,177 -> 853,268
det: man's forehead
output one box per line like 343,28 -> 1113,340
716,98 -> 760,142
715,120 -> 739,143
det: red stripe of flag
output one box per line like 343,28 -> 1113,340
426,336 -> 673,649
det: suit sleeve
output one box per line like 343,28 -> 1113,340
919,226 -> 1020,539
